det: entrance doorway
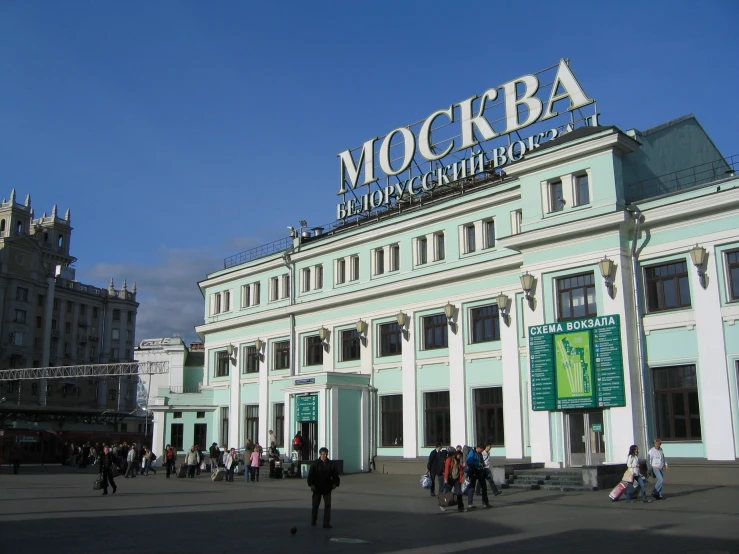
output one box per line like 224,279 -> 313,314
566,411 -> 605,467
299,421 -> 318,461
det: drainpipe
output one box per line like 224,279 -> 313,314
627,204 -> 650,454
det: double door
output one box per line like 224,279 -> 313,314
567,411 -> 605,467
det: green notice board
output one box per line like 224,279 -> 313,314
529,315 -> 626,411
296,394 -> 318,422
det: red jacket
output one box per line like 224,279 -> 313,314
444,456 -> 465,483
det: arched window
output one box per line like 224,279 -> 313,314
16,220 -> 22,233
44,232 -> 49,242
58,235 -> 64,248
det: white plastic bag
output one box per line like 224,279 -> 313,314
460,478 -> 470,494
420,473 -> 432,489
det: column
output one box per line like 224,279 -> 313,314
526,271 -> 553,465
501,295 -> 524,459
229,350 -> 241,448
448,303 -> 466,446
258,348 -> 269,448
152,411 -> 166,455
692,250 -> 735,460
327,387 -> 339,457
401,311 -> 418,458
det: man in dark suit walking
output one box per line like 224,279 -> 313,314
307,447 -> 340,529
426,442 -> 446,496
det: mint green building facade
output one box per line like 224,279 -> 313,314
148,114 -> 739,470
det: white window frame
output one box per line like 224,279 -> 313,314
374,248 -> 385,276
315,264 -> 323,290
389,244 -> 400,272
511,209 -> 522,235
350,255 -> 360,281
434,232 -> 445,261
483,218 -> 496,249
281,274 -> 290,298
416,236 -> 428,265
242,284 -> 251,308
336,259 -> 346,285
573,172 -> 591,207
269,277 -> 279,302
302,267 -> 311,293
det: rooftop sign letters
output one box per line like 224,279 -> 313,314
336,59 -> 597,220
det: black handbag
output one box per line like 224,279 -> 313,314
111,464 -> 121,478
93,478 -> 103,490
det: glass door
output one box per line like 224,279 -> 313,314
567,411 -> 605,466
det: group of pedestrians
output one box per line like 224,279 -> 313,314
427,443 -> 503,513
623,439 -> 669,503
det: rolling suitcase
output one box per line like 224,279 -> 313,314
211,467 -> 226,482
609,481 -> 627,501
438,492 -> 458,508
177,465 -> 187,478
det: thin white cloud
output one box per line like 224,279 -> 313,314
77,247 -> 220,345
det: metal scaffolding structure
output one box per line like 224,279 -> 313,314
0,361 -> 169,381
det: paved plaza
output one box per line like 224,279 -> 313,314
1,465 -> 738,553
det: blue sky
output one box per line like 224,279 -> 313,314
1,0 -> 737,343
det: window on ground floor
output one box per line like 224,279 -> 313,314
474,387 -> 504,446
171,423 -> 184,450
220,407 -> 229,447
274,403 -> 284,446
245,405 -> 259,445
380,395 -> 403,447
424,391 -> 450,447
653,364 -> 701,440
194,423 -> 207,450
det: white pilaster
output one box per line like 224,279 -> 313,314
258,352 -> 269,449
501,297 -> 524,459
153,411 -> 166,455
692,250 -> 736,460
229,355 -> 241,448
360,387 -> 369,471
327,387 -> 339,455
402,311 -> 418,458
448,304 -> 466,446
526,271 -> 553,465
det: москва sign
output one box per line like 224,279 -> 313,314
336,59 -> 596,219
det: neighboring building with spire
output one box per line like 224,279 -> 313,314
0,190 -> 139,416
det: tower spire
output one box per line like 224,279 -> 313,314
51,204 -> 57,218
65,208 -> 70,222
9,189 -> 16,203
25,194 -> 31,207
108,278 -> 115,293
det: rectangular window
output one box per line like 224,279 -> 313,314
16,287 -> 28,301
653,365 -> 701,440
127,311 -> 133,323
315,265 -> 323,289
12,332 -> 24,346
484,220 -> 495,249
253,282 -> 260,305
113,309 -> 121,321
31,383 -> 38,397
418,237 -> 428,265
378,322 -> 402,357
302,268 -> 311,292
575,174 -> 590,206
223,291 -> 230,312
375,249 -> 385,275
351,255 -> 360,281
53,298 -> 60,311
15,309 -> 26,323
549,180 -> 564,212
215,351 -> 230,377
242,284 -> 251,307
423,314 -> 448,350
37,294 -> 45,307
728,250 -> 739,301
336,259 -> 346,284
435,233 -> 445,261
470,305 -> 501,343
244,405 -> 259,445
645,261 -> 691,313
244,346 -> 259,374
197,411 -> 205,418
305,335 -> 323,366
274,403 -> 285,446
282,275 -> 290,298
170,424 -> 184,450
194,423 -> 208,450
512,209 -> 522,235
67,301 -> 73,313
111,347 -> 119,359
174,411 -> 182,418
92,307 -> 98,318
465,225 -> 476,253
270,340 -> 288,370
381,395 -> 403,447
474,387 -> 504,446
557,272 -> 596,321
80,304 -> 86,316
65,321 -> 71,334
340,329 -> 360,362
112,329 -> 120,340
390,245 -> 400,272
220,407 -> 229,446
52,319 -> 57,330
108,389 -> 117,401
424,391 -> 451,447
126,330 -> 132,341
270,277 -> 279,301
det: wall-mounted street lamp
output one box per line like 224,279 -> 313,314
520,272 -> 536,309
598,257 -> 616,298
496,292 -> 510,326
318,326 -> 330,343
689,244 -> 708,288
356,319 -> 368,336
255,338 -> 264,352
226,344 -> 237,365
443,302 -> 455,325
396,311 -> 409,328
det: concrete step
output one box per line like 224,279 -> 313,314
507,483 -> 541,490
539,484 -> 597,492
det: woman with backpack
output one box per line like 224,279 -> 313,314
292,433 -> 303,461
441,450 -> 465,512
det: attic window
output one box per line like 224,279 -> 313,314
58,235 -> 64,248
16,221 -> 23,233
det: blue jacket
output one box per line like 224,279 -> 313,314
466,450 -> 481,470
